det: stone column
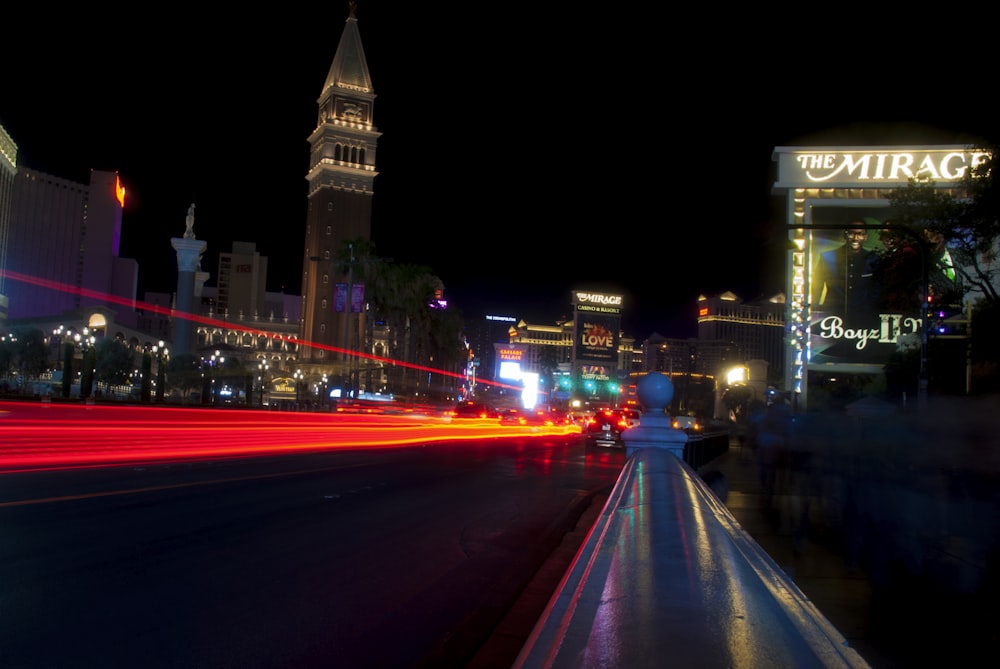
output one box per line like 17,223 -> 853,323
170,203 -> 206,356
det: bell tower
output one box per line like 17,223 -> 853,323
300,1 -> 380,374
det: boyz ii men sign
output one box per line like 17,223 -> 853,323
775,146 -> 978,369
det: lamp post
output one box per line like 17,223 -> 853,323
153,340 -> 168,403
211,351 -> 224,406
294,369 -> 304,408
52,325 -> 74,398
258,361 -> 269,407
74,328 -> 96,400
202,350 -> 224,406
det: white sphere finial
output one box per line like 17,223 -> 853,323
636,372 -> 673,413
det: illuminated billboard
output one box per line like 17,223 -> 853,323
494,343 -> 525,382
774,145 -> 975,405
572,291 -> 622,364
807,206 -> 928,366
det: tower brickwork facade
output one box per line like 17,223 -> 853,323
299,5 -> 380,371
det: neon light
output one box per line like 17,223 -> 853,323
114,174 -> 126,208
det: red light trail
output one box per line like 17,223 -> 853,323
0,269 -> 524,392
0,402 -> 581,474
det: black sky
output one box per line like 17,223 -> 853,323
3,5 -> 996,340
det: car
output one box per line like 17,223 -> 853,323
500,406 -> 570,426
584,408 -> 635,448
619,407 -> 642,428
671,415 -> 701,432
451,400 -> 499,419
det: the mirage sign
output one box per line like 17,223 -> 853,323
774,146 -> 988,189
572,291 -> 622,364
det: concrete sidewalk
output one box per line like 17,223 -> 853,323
698,438 -> 898,668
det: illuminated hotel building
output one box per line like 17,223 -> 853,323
462,310 -> 519,382
4,166 -> 136,324
506,318 -> 574,374
0,124 -> 16,322
695,291 -> 786,386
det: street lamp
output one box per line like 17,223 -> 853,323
74,328 -> 97,400
202,350 -> 224,406
153,340 -> 168,403
294,369 -> 304,408
52,325 -> 75,398
258,361 -> 269,407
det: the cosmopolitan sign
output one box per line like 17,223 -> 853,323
773,146 -> 989,189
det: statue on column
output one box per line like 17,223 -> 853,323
183,203 -> 196,239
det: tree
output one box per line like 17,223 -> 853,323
61,342 -> 74,398
94,337 -> 134,390
887,145 -> 1000,392
1,326 -> 49,389
167,353 -> 204,402
887,146 -> 999,308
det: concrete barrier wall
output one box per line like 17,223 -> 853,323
513,446 -> 871,669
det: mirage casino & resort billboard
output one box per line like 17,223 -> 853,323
572,291 -> 622,389
772,145 -> 984,401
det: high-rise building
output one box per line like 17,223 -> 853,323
216,241 -> 268,322
461,309 -> 519,383
4,165 -> 138,326
299,5 -> 379,373
0,123 -> 16,322
695,291 -> 786,385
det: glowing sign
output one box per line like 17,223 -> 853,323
574,292 -> 623,305
115,175 -> 126,208
774,147 -> 989,188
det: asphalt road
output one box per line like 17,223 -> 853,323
0,436 -> 625,669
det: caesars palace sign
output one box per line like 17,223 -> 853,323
773,146 -> 989,189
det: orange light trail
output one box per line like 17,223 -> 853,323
0,402 -> 581,473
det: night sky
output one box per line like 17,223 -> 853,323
3,4 -> 996,340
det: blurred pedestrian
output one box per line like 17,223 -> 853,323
756,400 -> 792,508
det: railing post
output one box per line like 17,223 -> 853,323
622,372 -> 688,459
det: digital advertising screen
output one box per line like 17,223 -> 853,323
572,291 -> 622,365
806,205 -> 960,366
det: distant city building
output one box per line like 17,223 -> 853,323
462,310 -> 518,383
215,241 -> 269,323
695,291 -> 786,385
0,123 -> 16,321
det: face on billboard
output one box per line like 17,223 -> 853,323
807,206 -> 927,365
